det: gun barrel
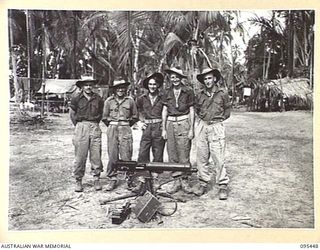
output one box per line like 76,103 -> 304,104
114,161 -> 197,173
145,162 -> 197,172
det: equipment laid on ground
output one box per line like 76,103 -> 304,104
132,191 -> 161,223
111,202 -> 131,225
100,160 -> 197,223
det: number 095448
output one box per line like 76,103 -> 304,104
300,244 -> 319,248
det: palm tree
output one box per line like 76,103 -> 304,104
81,11 -> 162,86
280,10 -> 314,81
158,11 -> 232,90
249,11 -> 285,80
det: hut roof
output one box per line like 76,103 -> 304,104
266,77 -> 312,99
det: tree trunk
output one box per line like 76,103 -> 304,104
108,50 -> 112,85
265,49 -> 271,79
190,44 -> 197,89
132,29 -> 143,85
41,11 -> 48,117
11,53 -> 20,103
309,37 -> 314,89
303,12 -> 308,67
26,10 -> 32,102
231,54 -> 235,103
262,44 -> 266,80
53,48 -> 60,78
127,11 -> 132,82
8,10 -> 20,103
72,11 -> 78,78
158,55 -> 166,72
287,10 -> 294,77
190,13 -> 199,89
219,32 -> 224,66
197,48 -> 211,68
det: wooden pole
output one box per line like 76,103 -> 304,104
127,11 -> 132,82
73,11 -> 78,78
9,10 -> 20,103
41,11 -> 47,117
26,10 -> 31,103
288,10 -> 294,77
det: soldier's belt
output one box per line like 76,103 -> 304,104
78,120 -> 99,124
144,119 -> 162,124
109,121 -> 130,126
202,119 -> 223,125
167,114 -> 189,122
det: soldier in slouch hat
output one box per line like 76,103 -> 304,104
129,72 -> 166,193
161,66 -> 195,194
69,76 -> 104,192
192,67 -> 231,200
102,77 -> 138,191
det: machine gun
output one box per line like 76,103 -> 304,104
114,160 -> 196,175
100,161 -> 197,222
116,161 -> 197,191
100,160 -> 197,204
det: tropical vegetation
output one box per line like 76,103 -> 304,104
8,9 -> 314,104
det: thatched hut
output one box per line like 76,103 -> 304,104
265,78 -> 312,111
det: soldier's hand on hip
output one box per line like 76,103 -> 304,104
188,129 -> 194,140
141,122 -> 148,130
161,129 -> 167,140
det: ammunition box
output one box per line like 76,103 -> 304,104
111,202 -> 131,225
132,191 -> 161,223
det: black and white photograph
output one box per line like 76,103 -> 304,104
5,4 -> 317,237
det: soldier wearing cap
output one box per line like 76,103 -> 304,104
161,66 -> 195,194
102,78 -> 138,191
69,76 -> 104,192
193,67 -> 231,200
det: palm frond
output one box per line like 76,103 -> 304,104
87,48 -> 115,72
117,50 -> 130,71
81,12 -> 107,28
163,32 -> 184,55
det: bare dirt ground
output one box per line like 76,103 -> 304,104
8,109 -> 314,230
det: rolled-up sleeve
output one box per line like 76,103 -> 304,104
162,90 -> 169,107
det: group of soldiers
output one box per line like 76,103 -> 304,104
69,66 -> 231,200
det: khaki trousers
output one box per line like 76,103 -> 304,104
106,125 -> 133,179
166,119 -> 191,164
138,122 -> 165,162
196,120 -> 229,185
72,121 -> 102,180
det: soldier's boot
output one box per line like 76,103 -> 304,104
75,179 -> 84,192
93,176 -> 102,191
180,178 -> 193,194
192,180 -> 208,196
218,184 -> 228,200
105,180 -> 117,191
